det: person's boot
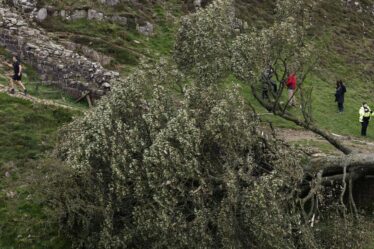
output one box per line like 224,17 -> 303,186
9,88 -> 15,94
24,89 -> 28,96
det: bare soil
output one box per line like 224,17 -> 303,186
277,128 -> 374,154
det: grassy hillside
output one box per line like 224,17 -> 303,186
0,46 -> 88,109
232,0 -> 374,142
39,0 -> 183,74
0,95 -> 73,163
0,94 -> 76,248
1,0 -> 374,248
37,0 -> 374,142
0,48 -> 77,249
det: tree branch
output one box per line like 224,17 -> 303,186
250,84 -> 353,155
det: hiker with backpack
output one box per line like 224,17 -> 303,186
4,55 -> 27,95
359,102 -> 373,136
335,80 -> 346,113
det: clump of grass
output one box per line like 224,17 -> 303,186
0,158 -> 72,249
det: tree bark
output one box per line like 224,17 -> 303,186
310,154 -> 374,174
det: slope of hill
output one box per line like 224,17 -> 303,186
0,93 -> 76,248
37,0 -> 184,74
233,0 -> 374,143
1,0 -> 374,248
26,0 -> 374,141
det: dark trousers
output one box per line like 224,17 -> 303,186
338,102 -> 344,112
262,81 -> 277,99
361,118 -> 370,136
262,89 -> 269,99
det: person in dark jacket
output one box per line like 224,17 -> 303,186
335,80 -> 346,112
261,66 -> 277,99
5,55 -> 27,95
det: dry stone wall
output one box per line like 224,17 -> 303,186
6,0 -> 37,13
0,6 -> 119,99
7,0 -> 154,36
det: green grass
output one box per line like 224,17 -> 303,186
366,240 -> 374,249
225,71 -> 374,143
1,1 -> 374,248
0,47 -> 78,248
0,162 -> 71,249
43,18 -> 141,67
252,76 -> 374,141
36,0 -> 374,141
291,139 -> 338,154
39,1 -> 180,75
0,73 -> 88,110
0,47 -> 89,109
40,17 -> 177,75
231,0 -> 374,142
0,93 -> 76,248
0,94 -> 76,164
306,74 -> 374,140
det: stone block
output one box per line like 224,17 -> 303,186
36,8 -> 47,22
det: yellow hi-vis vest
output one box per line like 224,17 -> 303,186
359,105 -> 372,122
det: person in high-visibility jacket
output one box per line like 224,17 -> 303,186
359,102 -> 373,136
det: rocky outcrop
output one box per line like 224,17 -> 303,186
99,0 -> 120,6
36,7 -> 47,22
0,6 -> 119,99
70,9 -> 87,20
7,0 -> 37,13
54,8 -> 129,27
60,40 -> 114,67
136,21 -> 154,36
185,0 -> 212,11
5,0 -> 150,34
87,9 -> 104,21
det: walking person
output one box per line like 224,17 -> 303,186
335,80 -> 346,113
286,71 -> 297,106
261,66 -> 277,99
5,55 -> 27,95
359,102 -> 372,136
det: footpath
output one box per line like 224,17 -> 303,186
0,84 -> 79,110
0,55 -> 79,110
277,128 -> 374,155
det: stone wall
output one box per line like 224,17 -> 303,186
0,6 -> 119,99
5,0 -> 37,13
39,8 -> 153,36
6,0 -> 155,36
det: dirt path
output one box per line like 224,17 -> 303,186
0,56 -> 80,110
0,84 -> 79,111
277,128 -> 374,154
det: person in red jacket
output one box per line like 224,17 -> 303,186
286,72 -> 297,107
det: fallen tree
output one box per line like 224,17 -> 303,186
174,0 -> 374,218
54,60 -> 373,249
50,1 -> 374,248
